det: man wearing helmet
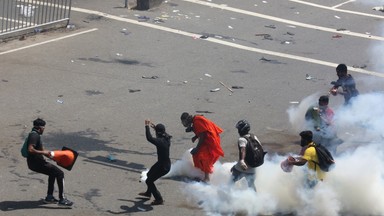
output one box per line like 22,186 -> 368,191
231,120 -> 261,191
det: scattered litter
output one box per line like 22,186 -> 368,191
120,28 -> 131,35
172,10 -> 180,13
262,1 -> 268,3
264,25 -> 276,29
210,88 -> 220,92
336,28 -> 347,31
70,60 -> 75,63
137,16 -> 150,22
219,81 -> 233,93
281,41 -> 291,44
228,25 -> 233,29
129,89 -> 141,93
286,32 -> 295,36
196,110 -> 214,114
287,25 -> 296,28
107,154 -> 116,162
305,74 -> 312,80
332,35 -> 342,38
183,81 -> 188,84
137,207 -> 146,212
352,64 -> 367,69
56,99 -> 64,104
259,57 -> 283,64
260,57 -> 272,62
372,6 -> 384,12
289,101 -> 300,104
153,18 -> 165,23
232,86 -> 244,89
200,35 -> 209,39
204,73 -> 212,78
116,53 -> 123,56
66,24 -> 75,30
255,33 -> 273,40
334,15 -> 340,19
142,75 -> 159,79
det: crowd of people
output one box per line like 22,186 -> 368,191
23,64 -> 358,206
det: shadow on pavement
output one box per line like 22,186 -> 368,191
0,200 -> 65,211
106,197 -> 153,214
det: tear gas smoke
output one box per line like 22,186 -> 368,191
139,93 -> 384,215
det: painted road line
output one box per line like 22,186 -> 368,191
70,7 -> 384,77
289,0 -> 384,19
0,28 -> 98,56
182,0 -> 384,41
332,0 -> 356,9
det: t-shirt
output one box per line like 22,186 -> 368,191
233,135 -> 257,174
302,144 -> 326,181
27,129 -> 45,163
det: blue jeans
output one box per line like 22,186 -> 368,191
231,167 -> 256,192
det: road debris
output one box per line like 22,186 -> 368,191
210,88 -> 220,92
142,75 -> 159,79
219,81 -> 233,93
129,89 -> 141,93
373,6 -> 384,12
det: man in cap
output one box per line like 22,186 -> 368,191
138,119 -> 172,205
180,112 -> 224,182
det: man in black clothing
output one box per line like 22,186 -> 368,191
138,119 -> 171,205
330,63 -> 359,105
26,118 -> 73,207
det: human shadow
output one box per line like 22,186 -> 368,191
106,197 -> 154,214
0,200 -> 66,211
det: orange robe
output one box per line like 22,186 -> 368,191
192,115 -> 224,173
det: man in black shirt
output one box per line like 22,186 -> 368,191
138,119 -> 171,205
26,118 -> 73,207
330,64 -> 359,105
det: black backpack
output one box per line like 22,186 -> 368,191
243,134 -> 267,167
310,143 -> 335,172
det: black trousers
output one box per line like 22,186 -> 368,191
145,161 -> 170,201
28,160 -> 65,199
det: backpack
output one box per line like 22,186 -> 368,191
21,131 -> 37,158
310,143 -> 335,172
243,134 -> 267,167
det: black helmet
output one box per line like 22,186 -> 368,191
236,120 -> 250,135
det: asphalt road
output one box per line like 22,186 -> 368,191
1,0 -> 384,215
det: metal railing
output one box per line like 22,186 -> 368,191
0,0 -> 71,37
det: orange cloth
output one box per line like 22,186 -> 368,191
192,115 -> 224,173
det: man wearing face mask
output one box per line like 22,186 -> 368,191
305,95 -> 340,154
180,112 -> 224,182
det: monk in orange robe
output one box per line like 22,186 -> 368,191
180,112 -> 224,182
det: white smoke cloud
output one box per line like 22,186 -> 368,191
139,92 -> 384,215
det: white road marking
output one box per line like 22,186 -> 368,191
332,0 -> 356,9
0,28 -> 98,56
182,0 -> 384,41
69,6 -> 384,77
289,0 -> 384,19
